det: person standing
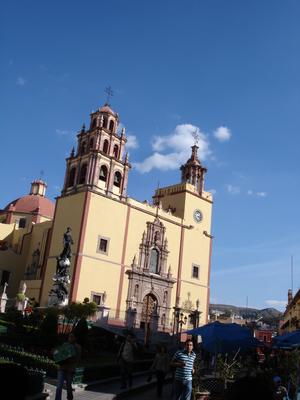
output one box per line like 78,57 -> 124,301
117,334 -> 137,389
55,332 -> 81,400
150,345 -> 169,398
171,339 -> 196,400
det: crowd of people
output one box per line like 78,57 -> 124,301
51,332 -> 298,400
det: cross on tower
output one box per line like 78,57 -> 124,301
192,129 -> 200,146
104,86 -> 114,104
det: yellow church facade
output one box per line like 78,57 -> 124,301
0,101 -> 213,331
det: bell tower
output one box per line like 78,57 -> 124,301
180,145 -> 207,196
61,102 -> 131,200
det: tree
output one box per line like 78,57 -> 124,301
60,301 -> 97,334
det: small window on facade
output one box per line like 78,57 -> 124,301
78,164 -> 87,184
103,116 -> 108,129
97,236 -> 109,255
109,120 -> 114,132
103,139 -> 109,154
92,293 -> 102,306
113,144 -> 119,159
113,171 -> 122,187
192,264 -> 199,279
18,218 -> 26,228
99,165 -> 108,182
89,138 -> 94,149
0,270 -> 11,286
92,119 -> 97,129
68,167 -> 76,187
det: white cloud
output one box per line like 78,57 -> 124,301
126,135 -> 139,149
247,190 -> 267,198
134,124 -> 211,173
226,184 -> 240,195
208,188 -> 217,196
56,129 -> 71,136
265,300 -> 286,308
16,77 -> 26,86
257,191 -> 267,198
214,126 -> 231,142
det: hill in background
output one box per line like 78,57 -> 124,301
209,303 -> 282,326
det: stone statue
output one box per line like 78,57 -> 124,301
48,227 -> 73,307
60,227 -> 74,260
0,283 -> 8,313
21,282 -> 27,294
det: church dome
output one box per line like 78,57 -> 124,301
4,180 -> 55,219
99,103 -> 117,116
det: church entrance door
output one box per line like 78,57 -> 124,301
140,294 -> 158,344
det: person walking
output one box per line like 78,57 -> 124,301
149,345 -> 169,398
117,334 -> 137,389
55,332 -> 81,400
171,339 -> 196,400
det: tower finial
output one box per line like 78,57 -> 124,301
104,86 -> 114,105
192,129 -> 200,146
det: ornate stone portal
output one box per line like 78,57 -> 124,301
126,217 -> 176,331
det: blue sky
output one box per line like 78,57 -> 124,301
1,0 -> 300,311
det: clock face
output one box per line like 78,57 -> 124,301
194,209 -> 203,223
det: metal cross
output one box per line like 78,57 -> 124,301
192,129 -> 200,145
104,86 -> 114,104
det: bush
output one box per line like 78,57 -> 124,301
0,343 -> 57,377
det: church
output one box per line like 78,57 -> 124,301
0,100 -> 213,332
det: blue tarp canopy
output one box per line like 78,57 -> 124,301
273,330 -> 300,348
186,321 -> 263,354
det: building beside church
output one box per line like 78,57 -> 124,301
0,101 -> 213,331
280,289 -> 300,333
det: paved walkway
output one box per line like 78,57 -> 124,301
44,372 -> 172,400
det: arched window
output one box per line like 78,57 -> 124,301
103,116 -> 108,129
80,141 -> 86,155
113,144 -> 119,158
113,171 -> 122,187
68,167 -> 76,187
109,120 -> 114,132
78,164 -> 87,184
99,165 -> 108,182
103,139 -> 109,154
92,118 -> 97,129
89,138 -> 94,149
149,248 -> 159,274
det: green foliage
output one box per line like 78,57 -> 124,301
0,343 -> 57,377
60,301 -> 97,334
16,293 -> 26,302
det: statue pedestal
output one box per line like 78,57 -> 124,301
96,306 -> 110,324
126,308 -> 137,329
